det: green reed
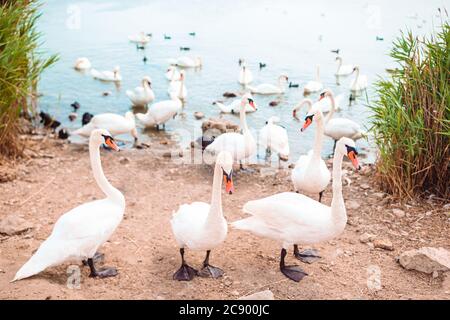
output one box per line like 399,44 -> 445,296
370,20 -> 449,199
0,0 -> 58,157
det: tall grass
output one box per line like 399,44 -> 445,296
0,0 -> 58,157
370,20 -> 449,200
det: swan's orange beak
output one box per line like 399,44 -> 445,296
223,172 -> 234,194
301,115 -> 313,132
105,136 -> 120,151
348,150 -> 360,170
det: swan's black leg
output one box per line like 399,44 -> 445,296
293,245 -> 321,264
198,250 -> 224,278
87,256 -> 117,278
332,140 -> 337,155
82,252 -> 104,266
280,248 -> 307,282
173,248 -> 197,281
318,191 -> 324,203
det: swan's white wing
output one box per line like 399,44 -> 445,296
150,100 -> 182,124
13,199 -> 124,281
89,113 -> 134,135
233,192 -> 331,243
251,83 -> 280,94
325,118 -> 361,139
205,132 -> 247,161
171,202 -> 210,249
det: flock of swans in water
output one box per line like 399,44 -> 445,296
13,32 -> 368,284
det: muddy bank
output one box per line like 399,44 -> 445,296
0,133 -> 449,299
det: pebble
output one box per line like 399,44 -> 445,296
194,111 -> 204,120
360,184 -> 370,190
373,238 -> 394,251
231,290 -> 240,296
359,232 -> 376,243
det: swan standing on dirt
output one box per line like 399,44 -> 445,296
238,62 -> 253,85
91,66 -> 122,82
72,111 -> 138,144
74,57 -> 91,71
126,76 -> 155,107
168,71 -> 187,100
168,56 -> 202,68
247,75 -> 288,95
304,66 -> 323,94
13,129 -> 125,281
205,94 -> 257,168
335,57 -> 355,76
291,100 -> 331,203
349,66 -> 368,91
232,137 -> 361,282
136,94 -> 182,130
214,97 -> 257,114
165,66 -> 181,81
259,116 -> 290,162
171,151 -> 234,281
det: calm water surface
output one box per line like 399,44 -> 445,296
37,0 -> 447,163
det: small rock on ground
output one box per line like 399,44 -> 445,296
398,247 -> 450,274
0,215 -> 33,236
373,238 -> 394,251
239,290 -> 274,300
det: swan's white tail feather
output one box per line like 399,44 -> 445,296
12,239 -> 64,282
215,102 -> 230,113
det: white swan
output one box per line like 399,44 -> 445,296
205,94 -> 257,167
349,66 -> 368,91
126,76 -> 155,107
128,32 -> 151,44
232,137 -> 361,282
91,66 -> 122,82
214,97 -> 257,114
238,63 -> 253,85
171,151 -> 233,281
72,111 -> 138,143
247,75 -> 288,95
304,65 -> 323,94
291,100 -> 331,203
335,57 -> 355,76
165,66 -> 181,81
168,71 -> 187,100
168,56 -> 202,68
136,94 -> 182,130
74,57 -> 91,70
259,116 -> 290,161
320,90 -> 366,150
13,129 -> 125,281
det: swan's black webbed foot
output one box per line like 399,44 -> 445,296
198,250 -> 224,279
173,264 -> 197,281
173,248 -> 197,281
87,258 -> 118,278
198,264 -> 224,278
293,245 -> 321,264
280,248 -> 308,282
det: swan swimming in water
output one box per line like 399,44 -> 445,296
126,76 -> 155,107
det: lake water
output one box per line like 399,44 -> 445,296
37,0 -> 447,163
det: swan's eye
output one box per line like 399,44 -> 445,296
345,145 -> 358,155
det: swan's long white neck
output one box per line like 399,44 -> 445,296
311,111 -> 325,161
179,76 -> 184,97
324,93 -> 337,124
240,101 -> 249,133
354,68 -> 360,82
336,58 -> 342,73
316,66 -> 321,82
89,140 -> 124,207
330,150 -> 347,231
207,161 -> 224,223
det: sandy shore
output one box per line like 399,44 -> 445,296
0,133 -> 449,300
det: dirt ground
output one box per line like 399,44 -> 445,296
0,132 -> 449,300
